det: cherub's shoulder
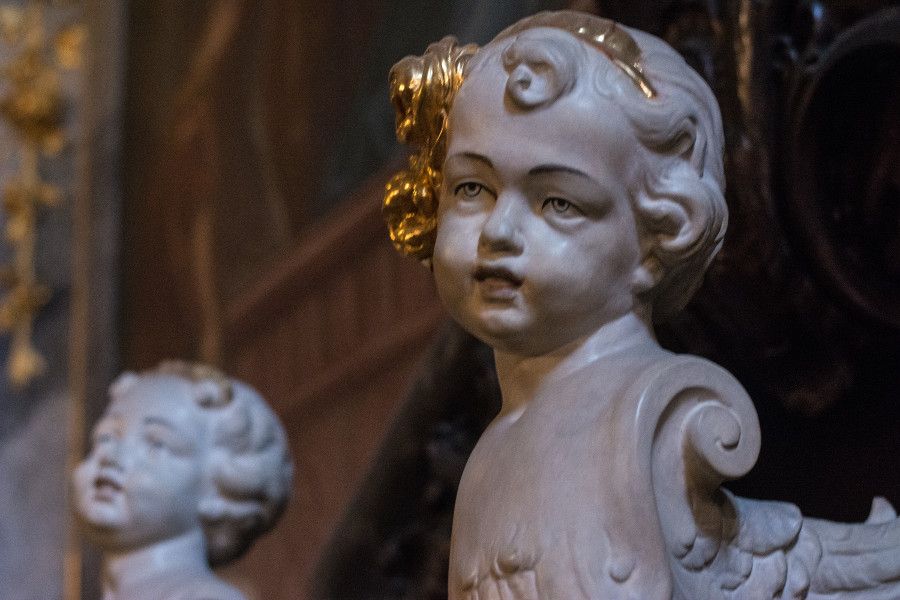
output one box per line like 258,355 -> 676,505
623,351 -> 749,414
634,351 -> 741,387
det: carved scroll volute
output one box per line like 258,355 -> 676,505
632,356 -> 761,589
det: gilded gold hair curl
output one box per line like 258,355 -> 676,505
383,36 -> 478,260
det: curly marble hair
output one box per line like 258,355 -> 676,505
111,361 -> 294,566
385,10 -> 727,321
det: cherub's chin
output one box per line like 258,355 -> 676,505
77,497 -> 126,531
476,278 -> 521,302
466,315 -> 534,351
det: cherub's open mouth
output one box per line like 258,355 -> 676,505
93,473 -> 124,500
474,265 -> 523,301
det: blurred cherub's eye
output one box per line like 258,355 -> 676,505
542,197 -> 580,215
142,423 -> 195,456
92,428 -> 115,446
454,182 -> 485,198
146,434 -> 166,451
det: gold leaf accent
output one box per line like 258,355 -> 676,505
0,66 -> 63,144
9,341 -> 46,387
40,128 -> 64,155
2,180 -> 27,212
54,23 -> 84,70
5,214 -> 30,242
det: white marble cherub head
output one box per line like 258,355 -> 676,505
384,11 -> 727,354
73,361 -> 293,566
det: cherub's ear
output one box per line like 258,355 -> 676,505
630,160 -> 717,307
634,162 -> 712,261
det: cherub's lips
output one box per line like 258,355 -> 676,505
92,471 -> 124,501
473,265 -> 522,300
473,265 -> 523,286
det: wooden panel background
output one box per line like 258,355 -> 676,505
217,176 -> 444,597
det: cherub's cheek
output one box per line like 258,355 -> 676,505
433,254 -> 470,315
72,463 -> 92,491
434,232 -> 464,270
433,257 -> 463,293
440,217 -> 482,256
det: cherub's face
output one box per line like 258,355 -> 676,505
433,52 -> 645,356
73,375 -> 208,551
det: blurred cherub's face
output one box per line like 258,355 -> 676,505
73,375 -> 208,551
433,45 -> 645,356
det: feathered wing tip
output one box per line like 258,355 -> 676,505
662,493 -> 900,600
664,490 -> 808,599
798,498 -> 900,600
697,495 -> 900,600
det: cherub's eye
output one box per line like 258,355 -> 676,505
144,427 -> 173,452
542,197 -> 580,215
454,182 -> 485,198
141,425 -> 195,456
92,427 -> 116,446
144,432 -> 168,452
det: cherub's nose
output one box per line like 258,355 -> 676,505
94,436 -> 123,469
479,191 -> 524,255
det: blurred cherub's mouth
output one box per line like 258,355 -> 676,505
93,472 -> 124,499
473,265 -> 523,286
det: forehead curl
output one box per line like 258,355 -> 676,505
499,28 -> 584,108
463,27 -> 632,112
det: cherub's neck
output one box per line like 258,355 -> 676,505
102,528 -> 210,599
493,312 -> 656,418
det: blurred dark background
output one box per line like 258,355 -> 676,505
0,0 -> 896,598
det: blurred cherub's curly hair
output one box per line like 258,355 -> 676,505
111,361 -> 294,566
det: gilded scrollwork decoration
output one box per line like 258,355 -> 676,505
0,1 -> 82,387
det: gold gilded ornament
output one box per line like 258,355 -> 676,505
8,339 -> 45,386
54,23 -> 85,70
383,37 -> 477,261
0,2 -> 81,387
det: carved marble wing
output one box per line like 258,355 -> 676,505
801,498 -> 900,600
634,356 -> 900,600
